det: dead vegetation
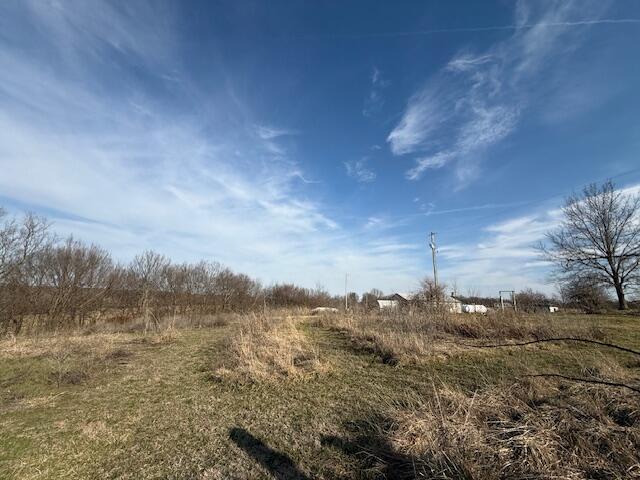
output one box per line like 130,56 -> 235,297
312,310 -> 640,478
210,313 -> 326,383
312,309 -> 609,365
2,309 -> 639,479
372,379 -> 640,479
0,208 -> 343,337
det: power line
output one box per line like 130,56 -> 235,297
313,18 -> 640,40
330,166 -> 640,234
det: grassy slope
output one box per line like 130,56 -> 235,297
1,314 -> 639,479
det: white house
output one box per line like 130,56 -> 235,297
377,293 -> 412,309
377,292 -> 463,313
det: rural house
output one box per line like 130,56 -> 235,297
377,292 -> 463,313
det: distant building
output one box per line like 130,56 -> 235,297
377,293 -> 412,309
377,292 -> 463,313
444,295 -> 463,314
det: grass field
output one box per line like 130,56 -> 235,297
1,311 -> 639,479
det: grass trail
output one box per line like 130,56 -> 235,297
1,320 -> 426,478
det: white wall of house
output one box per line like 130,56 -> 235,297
377,299 -> 398,309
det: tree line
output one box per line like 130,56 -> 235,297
0,208 -> 339,334
1,180 -> 638,334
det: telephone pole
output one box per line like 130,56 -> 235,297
430,232 -> 438,289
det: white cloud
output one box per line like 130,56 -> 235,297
438,210 -> 562,295
363,66 -> 389,117
365,217 -> 384,229
424,201 -> 529,216
363,215 -> 411,232
0,0 -> 426,295
435,181 -> 640,296
345,158 -> 376,183
254,125 -> 296,140
388,0 -> 612,185
407,153 -> 455,180
446,53 -> 495,72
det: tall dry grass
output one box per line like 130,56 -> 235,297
13,311 -> 235,336
314,310 -> 639,477
211,313 -> 325,383
378,378 -> 640,479
313,309 -> 602,364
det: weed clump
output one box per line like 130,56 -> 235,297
211,314 -> 325,383
337,380 -> 640,479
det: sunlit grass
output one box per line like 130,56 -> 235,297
1,311 -> 638,478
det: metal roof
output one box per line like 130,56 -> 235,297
378,292 -> 460,303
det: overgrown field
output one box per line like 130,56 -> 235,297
1,311 -> 639,479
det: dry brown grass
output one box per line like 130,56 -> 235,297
312,310 -> 640,478
0,331 -> 127,360
76,312 -> 235,334
2,309 -> 639,478
210,313 -> 326,383
378,378 -> 640,479
313,309 -> 602,365
0,326 -> 182,394
10,310 -> 238,337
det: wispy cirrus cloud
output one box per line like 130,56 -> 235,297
0,0 -> 428,294
363,66 -> 389,117
437,181 -> 640,295
345,158 -> 376,183
254,125 -> 296,140
253,125 -> 298,158
389,0 -> 611,184
438,210 -> 563,295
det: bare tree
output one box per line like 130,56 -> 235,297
360,290 -> 381,311
191,260 -> 222,313
347,292 -> 359,311
466,286 -> 481,299
0,210 -> 51,281
417,277 -> 446,303
560,275 -> 609,314
516,288 -> 552,313
369,288 -> 384,298
0,210 -> 52,334
163,262 -> 194,321
130,250 -> 170,331
543,181 -> 640,310
38,237 -> 115,328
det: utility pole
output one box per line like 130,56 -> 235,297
430,232 -> 438,289
344,273 -> 349,311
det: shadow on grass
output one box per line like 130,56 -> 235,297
229,417 -> 469,479
229,427 -> 311,480
321,416 -> 469,480
319,326 -> 399,366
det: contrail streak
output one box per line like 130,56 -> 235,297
330,18 -> 640,39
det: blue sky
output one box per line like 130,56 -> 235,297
1,1 -> 640,296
